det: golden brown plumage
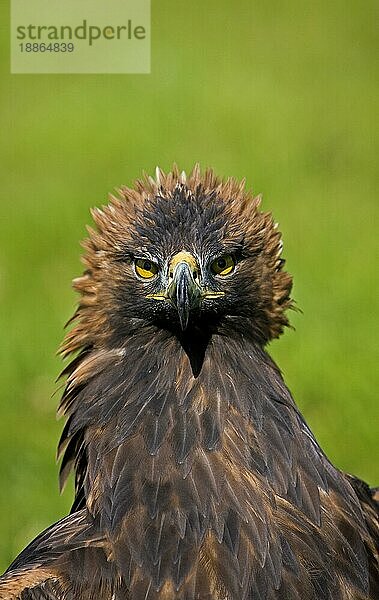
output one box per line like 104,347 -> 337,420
0,165 -> 378,599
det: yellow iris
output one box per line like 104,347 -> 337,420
211,255 -> 235,276
135,258 -> 159,279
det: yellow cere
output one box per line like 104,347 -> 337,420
169,251 -> 198,273
211,255 -> 235,276
135,258 -> 159,279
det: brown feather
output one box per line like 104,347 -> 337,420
1,166 -> 377,599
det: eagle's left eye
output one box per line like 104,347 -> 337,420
135,258 -> 159,279
211,254 -> 235,276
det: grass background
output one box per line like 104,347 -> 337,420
0,0 -> 378,571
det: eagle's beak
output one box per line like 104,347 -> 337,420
167,252 -> 201,330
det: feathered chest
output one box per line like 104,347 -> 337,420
58,331 -> 369,599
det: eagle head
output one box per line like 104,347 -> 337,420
62,165 -> 293,357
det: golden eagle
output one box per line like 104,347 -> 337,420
1,166 -> 378,599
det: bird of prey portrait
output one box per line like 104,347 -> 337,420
0,165 -> 378,600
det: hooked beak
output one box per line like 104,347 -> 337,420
146,251 -> 226,329
167,253 -> 201,330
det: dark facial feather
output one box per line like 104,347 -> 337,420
61,164 -> 292,357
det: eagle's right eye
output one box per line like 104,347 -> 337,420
134,258 -> 159,279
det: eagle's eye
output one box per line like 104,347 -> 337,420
211,255 -> 235,276
134,258 -> 159,279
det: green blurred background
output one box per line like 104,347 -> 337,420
0,0 -> 377,571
